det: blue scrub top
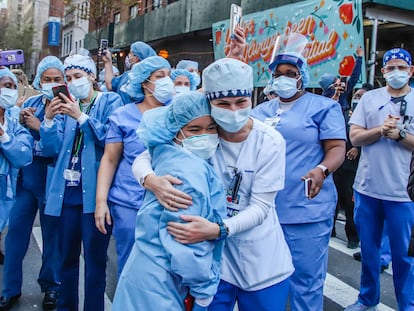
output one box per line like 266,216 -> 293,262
112,72 -> 135,104
105,103 -> 146,209
251,92 -> 346,224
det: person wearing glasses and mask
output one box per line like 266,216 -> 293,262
133,57 -> 294,311
251,33 -> 346,311
344,48 -> 414,311
101,41 -> 156,104
95,56 -> 174,277
112,92 -> 226,311
39,50 -> 122,311
0,56 -> 65,311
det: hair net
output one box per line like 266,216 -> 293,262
137,91 -> 211,149
202,58 -> 253,100
126,56 -> 171,100
32,56 -> 65,90
64,54 -> 97,76
170,69 -> 197,90
0,67 -> 18,85
318,73 -> 337,93
99,66 -> 120,82
383,48 -> 412,67
130,41 -> 157,61
176,60 -> 199,71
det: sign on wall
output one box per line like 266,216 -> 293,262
212,0 -> 365,87
48,17 -> 61,47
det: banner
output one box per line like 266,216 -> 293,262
48,17 -> 61,47
212,0 -> 365,87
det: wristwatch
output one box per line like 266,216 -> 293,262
317,164 -> 329,179
216,222 -> 229,240
396,129 -> 407,142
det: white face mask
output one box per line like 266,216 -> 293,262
191,72 -> 201,88
147,76 -> 175,104
68,76 -> 91,99
0,88 -> 18,109
211,104 -> 251,133
41,82 -> 60,100
174,85 -> 190,94
180,133 -> 219,160
384,70 -> 410,89
272,76 -> 300,99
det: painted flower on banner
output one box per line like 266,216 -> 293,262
335,0 -> 361,32
339,55 -> 355,76
311,0 -> 330,35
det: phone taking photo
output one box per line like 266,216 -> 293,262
52,84 -> 71,100
100,39 -> 109,54
229,4 -> 242,38
304,178 -> 312,198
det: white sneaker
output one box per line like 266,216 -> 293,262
344,301 -> 377,311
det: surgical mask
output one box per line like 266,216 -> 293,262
180,133 -> 219,160
272,76 -> 300,99
147,76 -> 175,104
0,88 -> 18,109
191,72 -> 201,88
384,70 -> 410,89
125,55 -> 132,70
41,82 -> 60,100
174,86 -> 190,94
68,76 -> 91,100
211,105 -> 251,133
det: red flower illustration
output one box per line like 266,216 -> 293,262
339,3 -> 353,24
339,55 -> 355,76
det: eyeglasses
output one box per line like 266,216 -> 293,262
383,65 -> 411,72
272,71 -> 300,79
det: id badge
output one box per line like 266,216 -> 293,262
63,169 -> 81,187
226,196 -> 240,218
264,117 -> 281,127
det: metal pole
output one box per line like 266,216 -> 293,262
368,18 -> 378,86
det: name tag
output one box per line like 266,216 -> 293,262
63,169 -> 81,187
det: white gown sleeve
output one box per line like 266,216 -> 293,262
132,149 -> 154,186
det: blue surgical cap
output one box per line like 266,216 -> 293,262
126,56 -> 171,100
319,73 -> 337,93
32,56 -> 65,90
0,67 -> 18,85
137,91 -> 211,149
170,69 -> 197,91
269,53 -> 310,88
99,66 -> 120,82
130,41 -> 157,61
176,60 -> 199,71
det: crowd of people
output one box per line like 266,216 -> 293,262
0,24 -> 413,311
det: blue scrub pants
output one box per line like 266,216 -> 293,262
208,277 -> 290,311
354,191 -> 414,310
109,202 -> 138,276
2,185 -> 60,298
281,219 -> 332,311
381,222 -> 391,266
57,205 -> 111,311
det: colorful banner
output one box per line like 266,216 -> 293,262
48,17 -> 61,47
212,0 -> 365,88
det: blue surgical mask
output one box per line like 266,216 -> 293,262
191,72 -> 201,89
41,82 -> 60,100
211,104 -> 251,133
272,76 -> 300,99
147,76 -> 175,104
0,88 -> 18,109
384,70 -> 410,89
68,76 -> 91,100
174,85 -> 190,94
180,133 -> 219,159
125,55 -> 132,70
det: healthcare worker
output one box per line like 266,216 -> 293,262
251,33 -> 346,311
102,41 -> 156,104
0,67 -> 32,271
176,59 -> 201,90
171,69 -> 197,93
0,56 -> 65,311
39,50 -> 122,311
112,91 -> 226,311
95,56 -> 174,276
133,58 -> 294,311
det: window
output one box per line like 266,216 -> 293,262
114,12 -> 120,24
129,5 -> 137,18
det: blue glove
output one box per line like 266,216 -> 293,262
192,303 -> 208,311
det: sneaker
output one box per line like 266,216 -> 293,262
347,241 -> 359,249
353,252 -> 361,261
344,301 -> 377,311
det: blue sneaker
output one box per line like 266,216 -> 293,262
344,301 -> 377,311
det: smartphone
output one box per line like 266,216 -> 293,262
340,76 -> 347,89
0,50 -> 25,66
52,84 -> 71,100
304,178 -> 312,198
100,39 -> 109,53
229,4 -> 242,38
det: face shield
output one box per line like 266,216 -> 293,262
269,32 -> 308,72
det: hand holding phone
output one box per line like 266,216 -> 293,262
52,84 -> 71,101
304,178 -> 312,198
229,4 -> 242,39
100,39 -> 109,54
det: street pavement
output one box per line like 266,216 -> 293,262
0,216 -> 397,310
